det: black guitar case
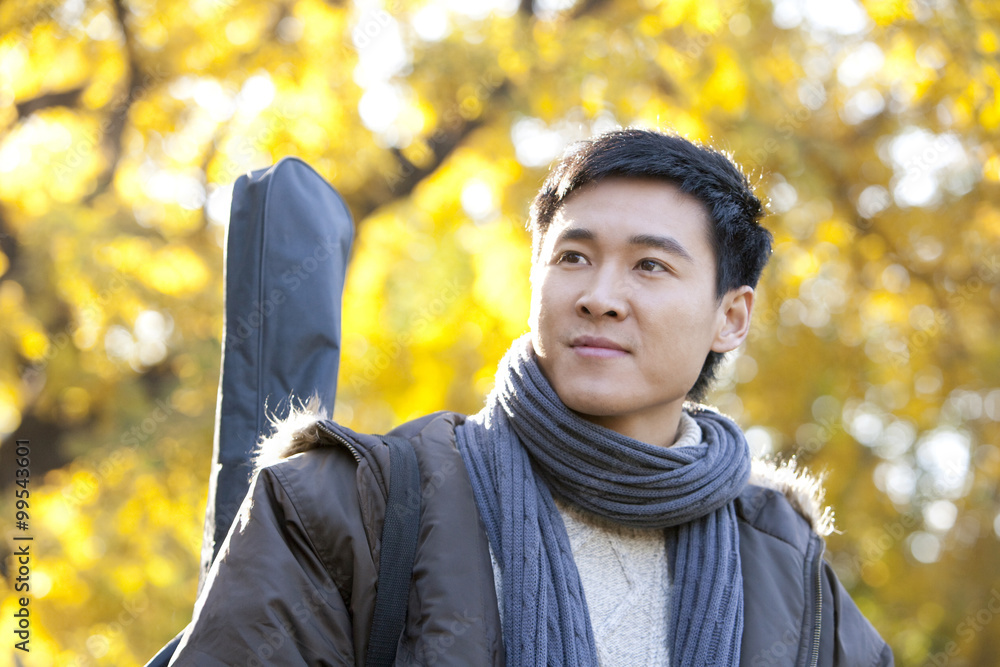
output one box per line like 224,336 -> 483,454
146,157 -> 353,666
199,156 -> 354,580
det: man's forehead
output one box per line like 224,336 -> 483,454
559,176 -> 705,212
548,179 -> 711,236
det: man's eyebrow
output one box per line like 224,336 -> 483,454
555,227 -> 595,243
629,234 -> 695,263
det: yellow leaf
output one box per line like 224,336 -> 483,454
112,564 -> 146,595
141,246 -> 210,296
701,48 -> 747,114
983,154 -> 1000,182
863,0 -> 914,26
816,219 -> 853,247
979,27 -> 998,53
20,327 -> 49,360
659,0 -> 697,28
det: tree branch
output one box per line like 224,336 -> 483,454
341,0 -> 611,223
348,81 -> 508,223
570,0 -> 611,19
14,86 -> 86,119
0,204 -> 16,280
83,0 -> 144,204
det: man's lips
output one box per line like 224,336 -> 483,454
569,336 -> 629,358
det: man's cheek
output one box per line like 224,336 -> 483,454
528,293 -> 541,332
528,270 -> 553,332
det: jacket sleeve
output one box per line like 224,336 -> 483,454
169,457 -> 359,666
821,560 -> 894,667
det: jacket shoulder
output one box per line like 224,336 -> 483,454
386,410 -> 466,440
737,458 -> 834,554
255,411 -> 468,548
262,409 -> 502,665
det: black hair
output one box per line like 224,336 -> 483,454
528,127 -> 772,402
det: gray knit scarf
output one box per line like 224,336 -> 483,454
456,335 -> 751,666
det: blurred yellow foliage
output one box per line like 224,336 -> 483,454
1,0 -> 999,665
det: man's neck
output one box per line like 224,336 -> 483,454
574,402 -> 685,448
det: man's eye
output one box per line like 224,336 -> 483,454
637,258 -> 667,272
557,251 -> 588,264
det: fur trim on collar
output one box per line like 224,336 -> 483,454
685,404 -> 836,537
749,458 -> 836,537
254,395 -> 329,470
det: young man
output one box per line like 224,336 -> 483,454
169,129 -> 893,665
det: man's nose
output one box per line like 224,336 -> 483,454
576,268 -> 628,320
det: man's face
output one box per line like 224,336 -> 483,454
528,177 -> 752,446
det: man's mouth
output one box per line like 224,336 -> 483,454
569,336 -> 629,358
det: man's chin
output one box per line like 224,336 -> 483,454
562,397 -> 628,422
549,376 -> 630,414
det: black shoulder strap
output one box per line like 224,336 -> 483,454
366,435 -> 422,667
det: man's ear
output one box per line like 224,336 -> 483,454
711,286 -> 755,354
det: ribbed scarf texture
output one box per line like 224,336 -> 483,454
455,335 -> 751,666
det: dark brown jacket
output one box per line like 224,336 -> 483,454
169,412 -> 892,666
